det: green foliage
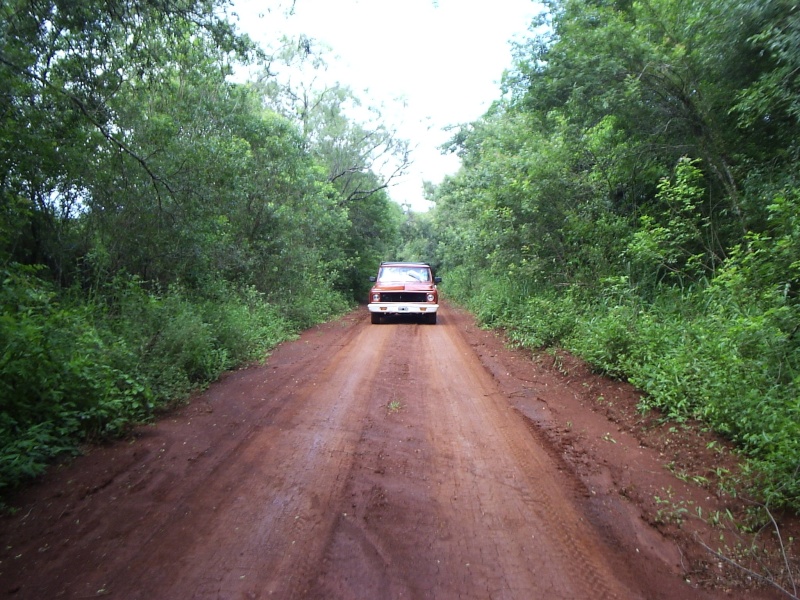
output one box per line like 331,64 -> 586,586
506,293 -> 580,349
442,266 -> 578,348
397,209 -> 436,265
568,280 -> 800,507
570,302 -> 640,379
253,40 -> 410,301
627,158 -> 721,291
0,269 -> 309,494
0,265 -> 145,491
734,2 -> 800,132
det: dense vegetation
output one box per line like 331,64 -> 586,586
426,0 -> 800,511
0,0 -> 403,494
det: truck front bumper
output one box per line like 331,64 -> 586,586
368,303 -> 439,315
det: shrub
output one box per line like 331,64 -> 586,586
0,270 -> 309,495
506,293 -> 579,349
0,265 -> 152,492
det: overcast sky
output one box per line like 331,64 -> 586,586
230,0 -> 542,211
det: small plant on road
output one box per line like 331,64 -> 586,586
653,487 -> 691,525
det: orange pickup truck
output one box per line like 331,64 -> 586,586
368,262 -> 441,324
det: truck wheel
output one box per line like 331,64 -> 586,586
371,313 -> 381,324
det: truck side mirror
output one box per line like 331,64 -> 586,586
369,276 -> 376,282
434,277 -> 442,284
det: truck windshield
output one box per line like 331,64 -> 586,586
378,267 -> 430,282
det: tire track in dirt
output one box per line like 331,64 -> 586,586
126,323 -> 393,600
310,310 -> 641,599
424,314 -> 636,598
4,322 -> 390,599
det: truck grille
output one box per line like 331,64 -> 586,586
379,292 -> 428,303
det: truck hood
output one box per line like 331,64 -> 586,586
374,282 -> 436,292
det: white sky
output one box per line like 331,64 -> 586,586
229,0 -> 542,211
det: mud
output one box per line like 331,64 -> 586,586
0,305 -> 788,599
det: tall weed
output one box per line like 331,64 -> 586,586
0,270 -> 312,496
568,279 -> 800,509
0,265 -> 151,492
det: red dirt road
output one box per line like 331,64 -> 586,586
0,305 -> 784,599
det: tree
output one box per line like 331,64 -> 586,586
254,37 -> 411,199
0,0 -> 253,283
254,37 -> 408,296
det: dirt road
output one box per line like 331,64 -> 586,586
0,305 -> 782,599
